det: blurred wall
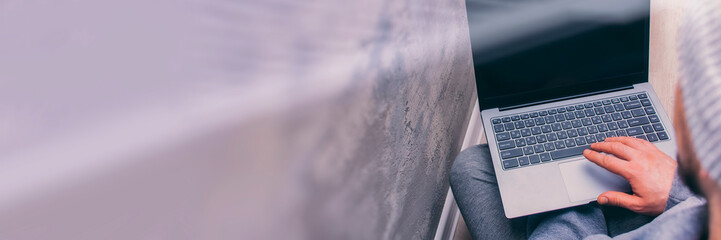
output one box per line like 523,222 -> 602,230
0,0 -> 475,239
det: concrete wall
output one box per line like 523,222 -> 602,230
0,0 -> 475,239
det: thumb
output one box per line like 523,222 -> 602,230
597,191 -> 642,211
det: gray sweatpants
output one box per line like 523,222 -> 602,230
450,144 -> 694,239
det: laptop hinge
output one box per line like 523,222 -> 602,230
498,85 -> 634,111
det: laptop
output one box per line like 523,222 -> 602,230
466,0 -> 677,218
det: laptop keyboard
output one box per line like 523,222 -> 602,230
491,92 -> 670,170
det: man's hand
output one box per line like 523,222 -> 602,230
582,137 -> 677,216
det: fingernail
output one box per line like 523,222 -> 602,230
599,196 -> 609,205
583,149 -> 590,154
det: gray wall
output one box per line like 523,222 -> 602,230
0,0 -> 475,239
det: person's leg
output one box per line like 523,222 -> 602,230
450,144 -> 527,240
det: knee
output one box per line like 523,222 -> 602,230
450,144 -> 492,186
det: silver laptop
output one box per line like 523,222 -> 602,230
467,0 -> 676,218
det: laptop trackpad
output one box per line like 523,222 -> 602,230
559,159 -> 630,203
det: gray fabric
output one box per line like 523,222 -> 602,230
451,144 -> 706,239
678,0 -> 721,185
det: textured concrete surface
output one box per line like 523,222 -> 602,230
0,0 -> 475,239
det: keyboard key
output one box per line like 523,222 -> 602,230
534,145 -> 545,153
512,115 -> 520,121
624,101 -> 642,109
554,141 -> 566,149
612,98 -> 620,104
642,125 -> 654,133
578,127 -> 589,136
505,123 -> 515,131
636,135 -> 648,141
521,128 -> 532,137
511,130 -> 521,139
652,123 -> 664,131
629,95 -> 638,100
575,137 -> 587,145
565,139 -> 576,147
616,130 -> 628,136
592,116 -> 602,124
587,125 -> 599,134
614,104 -> 625,111
521,114 -> 530,119
612,113 -> 622,121
598,124 -> 609,132
605,131 -> 617,137
514,121 -> 525,129
626,127 -> 644,136
575,111 -> 586,118
526,136 -> 537,145
627,117 -> 650,127
562,122 -> 573,130
565,112 -> 576,120
540,111 -> 548,116
550,145 -> 591,160
594,107 -> 605,115
638,93 -> 648,99
547,133 -> 558,141
497,132 -> 511,141
498,140 -> 515,150
494,124 -> 505,132
572,120 -> 583,128
555,114 -> 566,122
544,143 -> 556,151
529,155 -> 541,164
501,148 -> 523,159
557,131 -> 568,139
531,112 -> 539,118
535,118 -> 546,125
524,119 -> 535,127
585,109 -> 596,117
647,133 -> 659,142
532,127 -> 542,135
515,139 -> 526,147
596,133 -> 607,142
557,107 -> 566,113
621,111 -> 633,119
518,156 -> 530,165
621,97 -> 629,102
550,109 -> 558,115
545,116 -> 556,124
503,117 -> 511,122
540,153 -> 552,162
576,105 -> 584,110
504,159 -> 519,169
603,100 -> 611,105
584,103 -> 594,108
657,131 -> 669,140
640,99 -> 652,107
585,135 -> 597,143
567,106 -> 576,111
536,135 -> 548,143
604,106 -> 615,113
582,118 -> 593,126
645,107 -> 656,115
608,122 -> 619,130
541,125 -> 552,133
523,146 -> 534,155
648,115 -> 660,123
631,109 -> 646,117
552,123 -> 563,131
602,114 -> 613,123
493,119 -> 502,124
594,101 -> 602,107
567,129 -> 578,138
618,121 -> 629,128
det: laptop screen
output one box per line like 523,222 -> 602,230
468,0 -> 650,110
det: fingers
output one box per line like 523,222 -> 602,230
590,142 -> 638,160
583,149 -> 630,178
598,191 -> 644,212
604,137 -> 648,149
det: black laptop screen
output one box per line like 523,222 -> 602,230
468,0 -> 650,110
